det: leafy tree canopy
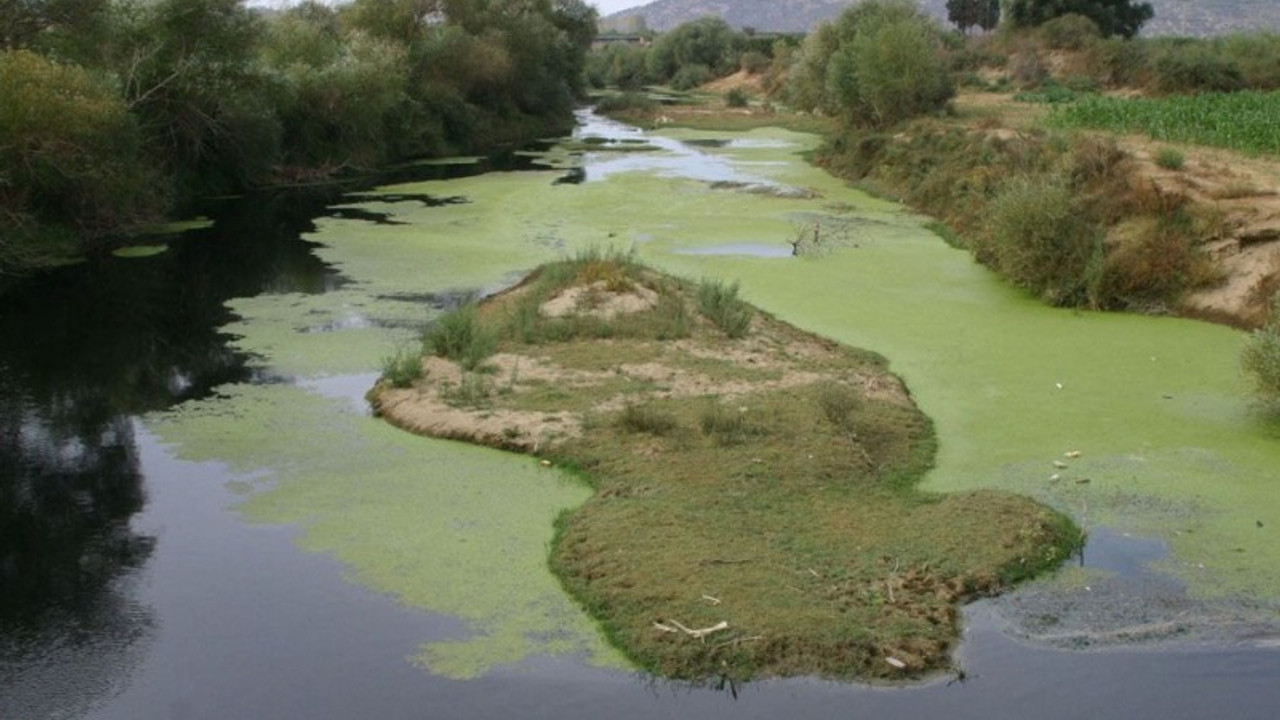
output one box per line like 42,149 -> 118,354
787,0 -> 953,127
947,0 -> 999,35
1005,0 -> 1155,39
645,16 -> 738,81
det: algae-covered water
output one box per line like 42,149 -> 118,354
3,110 -> 1279,719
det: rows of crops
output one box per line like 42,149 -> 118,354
1047,90 -> 1280,155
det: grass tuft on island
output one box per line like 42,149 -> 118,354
368,250 -> 1081,683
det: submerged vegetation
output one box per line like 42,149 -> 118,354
371,253 -> 1081,682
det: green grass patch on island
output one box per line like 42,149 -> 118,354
368,253 -> 1080,683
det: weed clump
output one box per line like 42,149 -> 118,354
503,248 -> 693,344
441,373 -> 493,408
1039,13 -> 1102,51
617,402 -> 681,436
380,348 -> 423,388
818,382 -> 864,430
725,87 -> 750,108
425,305 -> 496,371
983,176 -> 1103,305
699,400 -> 765,446
1243,294 -> 1280,408
1155,147 -> 1185,170
696,278 -> 752,338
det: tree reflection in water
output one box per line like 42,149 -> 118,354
0,188 -> 345,715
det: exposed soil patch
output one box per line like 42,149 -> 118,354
369,255 -> 1080,682
701,69 -> 768,96
1126,140 -> 1280,327
954,90 -> 1280,327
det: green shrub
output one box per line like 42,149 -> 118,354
1085,36 -> 1149,87
1220,32 -> 1280,91
949,45 -> 1007,72
726,87 -> 750,107
381,348 -> 423,388
1008,44 -> 1049,88
0,50 -> 164,261
696,278 -> 753,338
818,383 -> 864,430
983,176 -> 1103,305
1090,205 -> 1217,311
441,373 -> 493,407
650,290 -> 693,340
1243,295 -> 1280,407
1154,147 -> 1185,170
740,50 -> 770,74
670,63 -> 714,91
645,17 -> 737,81
424,304 -> 496,371
586,42 -> 651,89
268,31 -> 407,167
846,16 -> 954,126
789,0 -> 952,127
1152,48 -> 1245,94
1039,13 -> 1102,51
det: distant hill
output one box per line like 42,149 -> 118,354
601,0 -> 1280,36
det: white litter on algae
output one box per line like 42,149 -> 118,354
146,122 -> 1280,680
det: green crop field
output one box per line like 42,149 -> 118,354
1047,91 -> 1280,155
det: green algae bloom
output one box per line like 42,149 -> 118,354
142,120 -> 1280,684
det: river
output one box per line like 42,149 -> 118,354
2,111 -> 1279,719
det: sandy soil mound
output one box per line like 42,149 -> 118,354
700,69 -> 768,95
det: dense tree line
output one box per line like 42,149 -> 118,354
586,17 -> 801,91
0,0 -> 596,274
1005,0 -> 1154,39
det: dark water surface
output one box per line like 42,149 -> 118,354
3,127 -> 1280,720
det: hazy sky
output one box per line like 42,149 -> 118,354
590,0 -> 649,16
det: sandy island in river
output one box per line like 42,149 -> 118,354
370,252 -> 1079,682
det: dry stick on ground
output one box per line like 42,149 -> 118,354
712,635 -> 766,650
653,619 -> 731,641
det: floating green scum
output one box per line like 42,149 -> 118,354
145,121 -> 1280,682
